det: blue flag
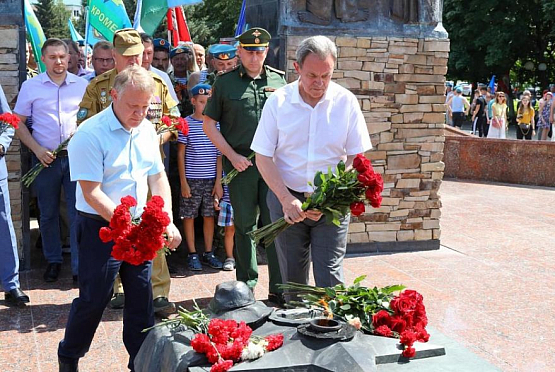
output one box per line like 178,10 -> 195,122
234,0 -> 246,37
489,75 -> 496,94
68,18 -> 84,42
24,0 -> 47,72
89,0 -> 132,41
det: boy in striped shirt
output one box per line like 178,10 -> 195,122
177,84 -> 223,271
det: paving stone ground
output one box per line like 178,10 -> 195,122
1,179 -> 553,372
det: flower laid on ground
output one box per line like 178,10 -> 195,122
280,275 -> 429,358
372,289 -> 429,358
159,115 -> 189,136
0,112 -> 20,134
98,195 -> 170,265
249,154 -> 384,246
191,318 -> 284,372
21,137 -> 71,188
221,152 -> 255,185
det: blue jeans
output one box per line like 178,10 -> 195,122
58,214 -> 154,371
33,156 -> 78,274
0,175 -> 19,292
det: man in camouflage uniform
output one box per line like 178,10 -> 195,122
77,29 -> 179,316
203,28 -> 285,305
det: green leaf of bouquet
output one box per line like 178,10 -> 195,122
382,284 -> 406,294
325,287 -> 336,298
353,275 -> 367,285
301,201 -> 310,210
337,160 -> 345,173
340,304 -> 351,311
314,172 -> 323,186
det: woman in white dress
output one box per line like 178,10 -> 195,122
487,92 -> 508,139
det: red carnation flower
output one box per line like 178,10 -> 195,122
0,113 -> 20,130
374,325 -> 393,337
265,333 -> 284,351
99,227 -> 113,243
211,359 -> 233,372
350,201 -> 365,216
402,346 -> 416,358
160,115 -> 172,127
176,117 -> 189,135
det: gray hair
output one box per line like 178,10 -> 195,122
296,36 -> 337,67
93,40 -> 113,53
113,65 -> 156,96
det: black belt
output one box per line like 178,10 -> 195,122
77,211 -> 106,222
57,149 -> 68,157
287,188 -> 313,199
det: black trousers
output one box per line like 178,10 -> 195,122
476,116 -> 488,137
58,214 -> 154,371
517,124 -> 533,140
452,112 -> 465,128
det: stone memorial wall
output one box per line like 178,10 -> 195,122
247,0 -> 449,251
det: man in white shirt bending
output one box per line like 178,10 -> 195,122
251,35 -> 372,291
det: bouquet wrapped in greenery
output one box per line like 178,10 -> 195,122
249,154 -> 383,246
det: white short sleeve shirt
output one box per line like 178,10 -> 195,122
251,80 -> 372,193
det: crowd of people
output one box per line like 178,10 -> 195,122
445,82 -> 555,141
0,27 -> 371,372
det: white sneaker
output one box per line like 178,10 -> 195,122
223,258 -> 235,271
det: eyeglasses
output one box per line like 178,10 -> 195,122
94,57 -> 114,64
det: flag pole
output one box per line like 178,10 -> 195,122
84,6 -> 90,69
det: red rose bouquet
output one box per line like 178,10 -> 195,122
372,289 -> 430,358
99,195 -> 171,265
159,115 -> 189,136
281,275 -> 429,359
0,112 -> 20,134
250,154 -> 383,246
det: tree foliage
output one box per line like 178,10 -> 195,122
444,0 -> 555,90
36,0 -> 71,39
182,0 -> 243,46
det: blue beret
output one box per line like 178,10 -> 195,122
170,45 -> 193,59
153,38 -> 170,50
209,44 -> 237,60
191,83 -> 212,96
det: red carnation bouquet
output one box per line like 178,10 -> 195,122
0,113 -> 20,134
250,154 -> 384,246
99,195 -> 171,265
159,115 -> 189,136
191,318 -> 284,372
281,275 -> 429,359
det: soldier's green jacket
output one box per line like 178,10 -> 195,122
204,64 -> 286,156
77,68 -> 179,125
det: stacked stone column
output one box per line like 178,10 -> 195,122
0,25 -> 23,254
285,35 -> 449,248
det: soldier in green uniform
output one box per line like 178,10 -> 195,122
203,28 -> 285,304
77,29 -> 179,316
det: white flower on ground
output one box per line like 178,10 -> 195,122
241,340 -> 267,360
348,317 -> 362,330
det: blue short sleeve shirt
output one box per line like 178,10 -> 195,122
68,105 -> 164,215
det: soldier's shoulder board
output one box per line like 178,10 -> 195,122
266,65 -> 285,75
219,65 -> 240,77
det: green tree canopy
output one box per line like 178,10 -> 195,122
444,0 -> 555,90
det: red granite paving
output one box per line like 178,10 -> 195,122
1,179 -> 553,371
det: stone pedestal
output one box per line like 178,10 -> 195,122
246,0 -> 449,250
